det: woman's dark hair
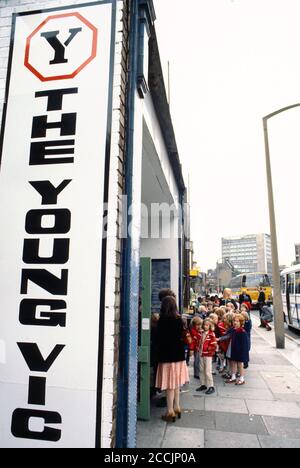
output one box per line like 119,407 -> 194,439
160,296 -> 179,319
158,288 -> 176,302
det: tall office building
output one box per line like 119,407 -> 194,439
296,244 -> 300,264
222,234 -> 272,275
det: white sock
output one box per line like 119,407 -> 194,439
231,374 -> 236,381
239,376 -> 245,383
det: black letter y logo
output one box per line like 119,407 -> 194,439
41,28 -> 82,65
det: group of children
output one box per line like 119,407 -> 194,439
186,302 -> 252,394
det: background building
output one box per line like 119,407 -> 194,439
216,260 -> 233,291
222,234 -> 272,275
295,244 -> 300,264
206,269 -> 218,294
190,264 -> 206,297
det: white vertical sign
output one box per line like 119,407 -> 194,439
0,1 -> 115,448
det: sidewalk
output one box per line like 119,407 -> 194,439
137,315 -> 300,449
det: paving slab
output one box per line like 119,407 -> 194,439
273,393 -> 300,403
246,369 -> 268,378
235,378 -> 269,390
189,377 -> 201,386
162,426 -> 204,449
252,345 -> 273,352
248,356 -> 265,365
174,410 -> 216,430
248,365 -> 296,373
205,430 -> 261,449
251,336 -> 266,341
251,338 -> 266,344
262,416 -> 300,439
261,354 -> 294,366
278,348 -> 300,372
137,418 -> 166,448
261,371 -> 300,395
205,397 -> 248,414
180,394 -> 205,411
215,412 -> 268,435
214,381 -> 226,389
218,386 -> 275,401
259,435 -> 300,449
247,400 -> 300,419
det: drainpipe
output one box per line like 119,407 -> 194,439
183,189 -> 190,311
178,191 -> 185,312
116,0 -> 140,449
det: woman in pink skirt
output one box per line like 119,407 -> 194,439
156,296 -> 189,422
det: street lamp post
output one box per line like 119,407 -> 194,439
263,103 -> 300,349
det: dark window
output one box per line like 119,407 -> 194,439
296,272 -> 300,295
288,274 -> 295,295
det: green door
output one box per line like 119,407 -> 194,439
137,258 -> 151,421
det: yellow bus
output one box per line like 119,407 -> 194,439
229,273 -> 273,306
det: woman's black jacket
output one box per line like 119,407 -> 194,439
156,316 -> 186,363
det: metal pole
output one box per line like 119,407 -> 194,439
263,103 -> 300,349
263,119 -> 285,348
167,60 -> 171,105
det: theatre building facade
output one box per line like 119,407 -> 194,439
0,0 -> 188,448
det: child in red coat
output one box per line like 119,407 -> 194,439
189,316 -> 203,380
196,319 -> 218,395
217,312 -> 235,380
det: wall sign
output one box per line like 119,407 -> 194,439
0,1 -> 116,448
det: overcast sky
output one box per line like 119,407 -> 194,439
154,0 -> 300,271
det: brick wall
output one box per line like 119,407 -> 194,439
102,0 -> 129,448
0,0 -> 129,448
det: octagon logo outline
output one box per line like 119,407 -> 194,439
24,12 -> 98,82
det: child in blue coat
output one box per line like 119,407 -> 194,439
240,306 -> 252,369
225,314 -> 250,386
